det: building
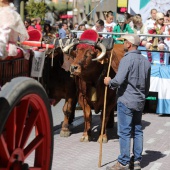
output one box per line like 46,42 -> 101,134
73,0 -> 118,24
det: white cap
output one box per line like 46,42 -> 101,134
121,34 -> 140,46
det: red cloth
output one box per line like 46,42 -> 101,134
80,29 -> 98,43
27,29 -> 42,41
77,44 -> 96,51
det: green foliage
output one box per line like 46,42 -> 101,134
49,2 -> 73,13
25,0 -> 47,19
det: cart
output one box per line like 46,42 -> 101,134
0,39 -> 54,169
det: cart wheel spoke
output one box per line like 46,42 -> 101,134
21,107 -> 40,149
24,134 -> 43,159
16,99 -> 30,148
0,134 -> 10,166
5,107 -> 16,152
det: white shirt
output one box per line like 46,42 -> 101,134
104,21 -> 116,38
143,18 -> 156,34
92,26 -> 108,38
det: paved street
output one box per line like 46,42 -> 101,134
51,100 -> 170,170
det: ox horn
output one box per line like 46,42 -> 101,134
62,42 -> 79,53
92,43 -> 106,61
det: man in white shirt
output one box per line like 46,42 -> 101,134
144,9 -> 157,34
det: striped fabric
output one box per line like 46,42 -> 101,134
150,65 -> 170,114
138,46 -> 170,114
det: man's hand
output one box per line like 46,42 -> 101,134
104,77 -> 111,86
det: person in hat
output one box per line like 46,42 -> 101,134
144,12 -> 169,63
112,15 -> 134,44
104,34 -> 151,170
0,0 -> 29,59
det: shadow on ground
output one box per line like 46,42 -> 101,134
141,150 -> 166,168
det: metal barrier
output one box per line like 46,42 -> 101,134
71,31 -> 170,38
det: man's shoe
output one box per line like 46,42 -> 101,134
106,161 -> 130,170
129,160 -> 141,170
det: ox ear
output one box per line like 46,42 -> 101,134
69,49 -> 77,59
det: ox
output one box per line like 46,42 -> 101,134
42,44 -> 77,137
63,30 -> 125,142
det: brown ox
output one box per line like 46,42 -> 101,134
45,46 -> 78,137
63,37 -> 125,142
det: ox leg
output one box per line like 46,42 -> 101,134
79,95 -> 92,142
98,103 -> 116,143
60,98 -> 75,137
106,108 -> 115,128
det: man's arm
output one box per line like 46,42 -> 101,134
108,57 -> 130,90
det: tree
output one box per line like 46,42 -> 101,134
25,0 -> 47,20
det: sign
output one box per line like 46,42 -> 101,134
31,50 -> 46,78
117,0 -> 128,7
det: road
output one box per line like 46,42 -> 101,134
51,100 -> 170,170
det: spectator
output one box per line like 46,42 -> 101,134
59,23 -> 68,39
144,9 -> 157,31
24,18 -> 35,31
92,19 -> 107,38
164,10 -> 170,25
77,23 -> 86,39
104,11 -> 116,38
145,12 -> 169,64
43,23 -> 56,38
112,15 -> 134,44
133,15 -> 147,46
164,25 -> 170,51
74,23 -> 79,30
36,17 -> 42,32
31,18 -> 37,29
124,12 -> 134,29
84,21 -> 90,29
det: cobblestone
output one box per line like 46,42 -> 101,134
51,101 -> 170,170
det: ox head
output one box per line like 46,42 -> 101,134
63,42 -> 106,76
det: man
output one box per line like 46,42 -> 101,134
59,23 -> 68,39
104,34 -> 151,170
144,9 -> 157,34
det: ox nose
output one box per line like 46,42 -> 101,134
70,65 -> 78,72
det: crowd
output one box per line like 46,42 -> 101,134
23,9 -> 170,64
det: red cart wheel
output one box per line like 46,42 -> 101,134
0,77 -> 53,170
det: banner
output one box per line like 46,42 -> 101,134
128,0 -> 170,22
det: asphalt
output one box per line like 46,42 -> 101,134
51,100 -> 170,170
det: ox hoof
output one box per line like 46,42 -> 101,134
97,136 -> 108,143
60,129 -> 71,137
80,136 -> 90,142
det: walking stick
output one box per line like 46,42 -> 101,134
98,50 -> 114,167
